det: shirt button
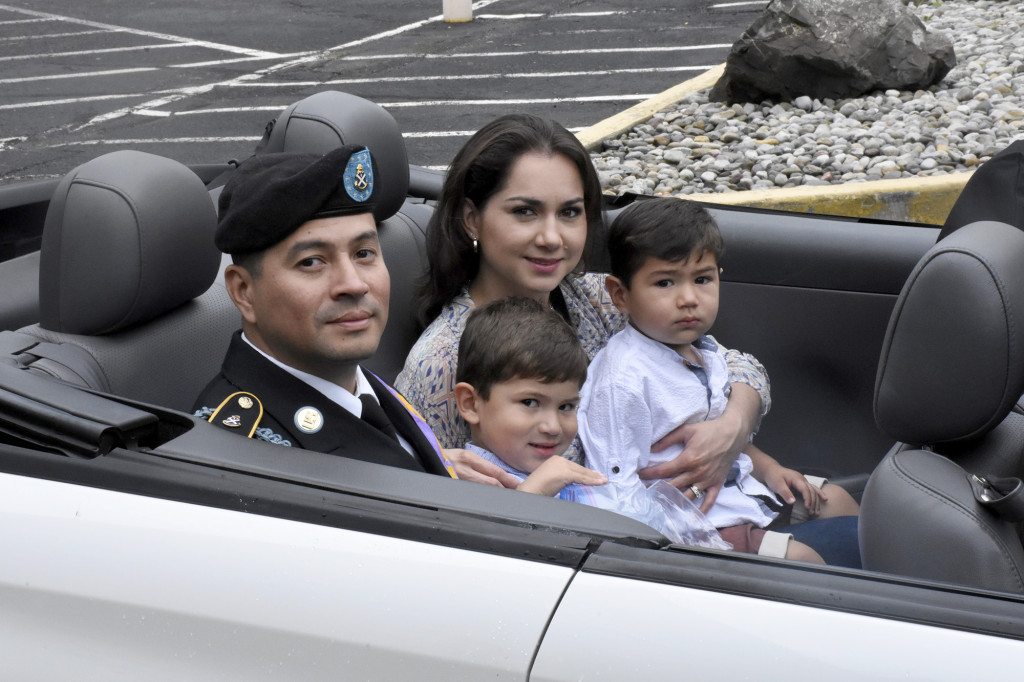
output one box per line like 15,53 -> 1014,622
611,466 -> 620,474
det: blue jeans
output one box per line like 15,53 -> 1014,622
776,515 -> 861,568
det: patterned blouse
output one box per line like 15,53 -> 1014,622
394,272 -> 771,462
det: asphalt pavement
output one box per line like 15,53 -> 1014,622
0,0 -> 766,185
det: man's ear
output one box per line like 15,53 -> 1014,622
224,264 -> 258,325
605,275 -> 630,315
453,382 -> 483,425
461,199 -> 480,241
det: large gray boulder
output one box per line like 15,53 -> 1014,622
710,0 -> 956,103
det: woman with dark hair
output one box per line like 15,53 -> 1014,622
396,114 -> 769,503
415,114 -> 605,327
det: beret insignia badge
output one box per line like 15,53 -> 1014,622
343,148 -> 374,203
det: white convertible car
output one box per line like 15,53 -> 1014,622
0,92 -> 1021,680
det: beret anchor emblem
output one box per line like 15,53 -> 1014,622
353,164 -> 368,192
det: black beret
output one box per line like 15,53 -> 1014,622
215,144 -> 378,255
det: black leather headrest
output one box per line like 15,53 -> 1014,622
39,151 -> 220,335
875,221 -> 1024,445
260,91 -> 409,222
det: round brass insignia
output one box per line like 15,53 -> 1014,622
294,407 -> 324,434
238,396 -> 254,409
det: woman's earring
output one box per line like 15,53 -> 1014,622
471,235 -> 479,253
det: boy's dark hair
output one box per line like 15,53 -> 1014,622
608,198 -> 723,287
457,296 -> 588,399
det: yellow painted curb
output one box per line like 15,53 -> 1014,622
576,64 -> 726,151
577,62 -> 971,225
695,171 -> 972,225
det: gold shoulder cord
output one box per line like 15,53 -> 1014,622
208,391 -> 264,438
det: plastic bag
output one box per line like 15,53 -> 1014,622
573,480 -> 731,550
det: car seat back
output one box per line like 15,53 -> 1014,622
939,140 -> 1024,240
861,220 -> 1024,592
364,201 -> 432,384
6,150 -> 240,412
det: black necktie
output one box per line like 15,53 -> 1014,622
359,394 -> 399,442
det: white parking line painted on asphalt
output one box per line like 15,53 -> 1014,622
78,0 -> 511,126
711,1 -> 767,7
0,17 -> 53,25
340,44 -> 731,60
476,14 -> 543,19
145,94 -> 654,117
43,137 -> 261,148
557,11 -> 628,17
0,68 -> 158,85
476,11 -> 628,19
34,127 -> 588,149
0,94 -> 151,110
404,130 -> 487,138
405,126 -> 583,137
169,54 -> 312,69
380,95 -> 654,107
0,42 -> 195,62
316,0 -> 505,54
227,65 -> 714,87
0,3 -> 285,58
85,88 -> 218,125
0,29 -> 111,41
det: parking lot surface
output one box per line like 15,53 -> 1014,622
0,0 -> 764,183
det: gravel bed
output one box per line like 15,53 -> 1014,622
592,0 -> 1024,197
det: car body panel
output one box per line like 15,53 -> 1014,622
536,570 -> 1024,681
0,473 -> 573,680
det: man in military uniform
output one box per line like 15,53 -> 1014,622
193,145 -> 458,477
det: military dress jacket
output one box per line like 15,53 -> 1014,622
193,331 -> 455,477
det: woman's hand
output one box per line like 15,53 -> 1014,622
637,384 -> 760,512
446,448 -> 522,488
637,420 -> 737,512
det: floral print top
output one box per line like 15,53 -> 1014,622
395,272 -> 771,462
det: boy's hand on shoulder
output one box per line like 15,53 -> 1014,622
763,465 -> 824,517
446,448 -> 522,488
518,457 -> 607,497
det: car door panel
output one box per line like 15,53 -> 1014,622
535,570 -> 1024,681
0,473 -> 571,681
534,541 -> 1024,681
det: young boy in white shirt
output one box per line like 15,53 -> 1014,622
578,198 -> 860,564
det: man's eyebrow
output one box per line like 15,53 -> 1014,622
285,231 -> 380,259
352,229 -> 380,244
286,239 -> 330,259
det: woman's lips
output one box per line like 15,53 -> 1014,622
526,257 -> 563,274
